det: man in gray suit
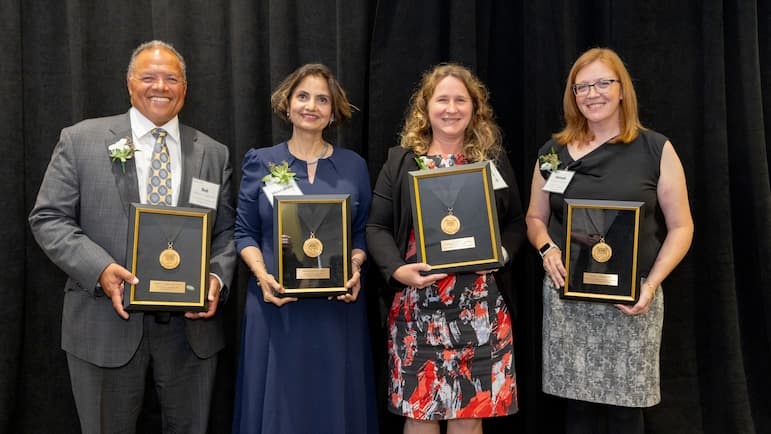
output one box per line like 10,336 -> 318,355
28,40 -> 235,434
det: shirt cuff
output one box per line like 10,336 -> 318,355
210,273 -> 224,291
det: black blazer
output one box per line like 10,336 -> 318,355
366,145 -> 525,309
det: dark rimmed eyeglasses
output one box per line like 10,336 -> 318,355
572,79 -> 620,96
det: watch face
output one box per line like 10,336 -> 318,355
539,243 -> 551,254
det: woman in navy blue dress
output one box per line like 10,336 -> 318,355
232,63 -> 378,434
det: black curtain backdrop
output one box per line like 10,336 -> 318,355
5,0 -> 769,433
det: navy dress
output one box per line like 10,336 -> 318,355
232,142 -> 378,434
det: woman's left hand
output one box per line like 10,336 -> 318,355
336,260 -> 363,303
616,281 -> 656,315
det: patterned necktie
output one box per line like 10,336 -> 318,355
147,128 -> 172,206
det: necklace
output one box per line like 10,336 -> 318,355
290,140 -> 328,165
305,143 -> 328,165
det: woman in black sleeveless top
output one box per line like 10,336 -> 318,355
525,48 -> 694,434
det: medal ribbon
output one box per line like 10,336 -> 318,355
583,208 -> 618,238
428,171 -> 466,215
296,202 -> 333,238
158,218 -> 184,249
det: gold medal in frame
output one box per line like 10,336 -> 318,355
125,204 -> 213,311
562,199 -> 644,304
273,194 -> 351,297
408,160 -> 504,274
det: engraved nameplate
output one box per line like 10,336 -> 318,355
440,237 -> 476,252
296,268 -> 331,280
582,272 -> 619,286
148,280 -> 187,293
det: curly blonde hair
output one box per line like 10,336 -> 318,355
399,63 -> 502,162
270,63 -> 354,127
553,48 -> 644,145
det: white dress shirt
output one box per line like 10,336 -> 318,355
129,107 -> 182,206
127,108 -> 224,290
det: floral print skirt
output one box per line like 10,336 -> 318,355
387,272 -> 518,420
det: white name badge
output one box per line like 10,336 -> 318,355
542,170 -> 575,194
489,162 -> 508,190
189,178 -> 220,209
262,179 -> 303,206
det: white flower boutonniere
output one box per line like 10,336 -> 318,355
538,147 -> 561,173
415,156 -> 437,170
261,161 -> 296,185
108,137 -> 139,173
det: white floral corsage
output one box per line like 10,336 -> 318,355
538,147 -> 561,173
108,137 -> 139,173
414,156 -> 437,170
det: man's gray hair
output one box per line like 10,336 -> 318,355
126,40 -> 186,80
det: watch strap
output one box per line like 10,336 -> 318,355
539,242 -> 558,258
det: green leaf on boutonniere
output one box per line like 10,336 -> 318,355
414,156 -> 436,170
538,147 -> 561,173
261,161 -> 296,185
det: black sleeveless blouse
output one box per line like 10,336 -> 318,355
539,129 -> 667,274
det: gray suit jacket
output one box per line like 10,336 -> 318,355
29,112 -> 236,368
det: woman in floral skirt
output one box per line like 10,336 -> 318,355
367,63 -> 525,434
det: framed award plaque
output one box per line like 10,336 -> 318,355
274,194 -> 351,297
562,199 -> 644,304
408,160 -> 504,274
125,204 -> 213,311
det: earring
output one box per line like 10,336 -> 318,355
328,115 -> 335,126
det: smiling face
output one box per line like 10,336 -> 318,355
427,76 -> 473,142
573,60 -> 623,128
127,47 -> 187,126
287,75 -> 333,134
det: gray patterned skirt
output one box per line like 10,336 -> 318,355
542,277 -> 664,407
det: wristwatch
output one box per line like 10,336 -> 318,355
538,242 -> 558,258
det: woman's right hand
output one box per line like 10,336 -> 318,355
256,272 -> 297,306
542,248 -> 566,288
392,263 -> 448,289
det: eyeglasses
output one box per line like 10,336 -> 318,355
572,79 -> 619,96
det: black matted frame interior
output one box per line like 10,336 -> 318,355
125,204 -> 213,311
274,194 -> 351,297
563,199 -> 644,304
408,160 -> 503,273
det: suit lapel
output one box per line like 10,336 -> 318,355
107,117 -> 139,215
177,125 -> 203,207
